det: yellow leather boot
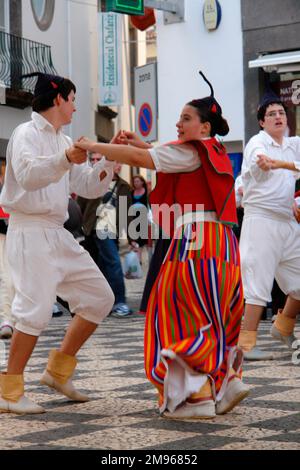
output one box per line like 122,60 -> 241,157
0,373 -> 45,414
270,309 -> 297,350
238,329 -> 274,361
40,349 -> 89,402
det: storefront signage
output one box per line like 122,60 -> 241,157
279,80 -> 300,105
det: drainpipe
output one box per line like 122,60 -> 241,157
66,0 -> 73,138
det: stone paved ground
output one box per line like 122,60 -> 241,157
0,267 -> 299,451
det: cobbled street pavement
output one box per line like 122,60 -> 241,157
0,268 -> 299,451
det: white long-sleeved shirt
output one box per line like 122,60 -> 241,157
241,130 -> 300,220
0,112 -> 114,225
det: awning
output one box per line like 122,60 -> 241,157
249,50 -> 300,73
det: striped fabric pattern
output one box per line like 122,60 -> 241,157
144,221 -> 244,405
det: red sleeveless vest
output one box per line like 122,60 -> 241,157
149,138 -> 237,233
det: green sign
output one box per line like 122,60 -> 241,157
105,0 -> 144,15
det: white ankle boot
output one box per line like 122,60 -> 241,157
164,400 -> 216,420
40,370 -> 89,402
0,395 -> 45,414
216,377 -> 250,415
270,324 -> 298,350
0,372 -> 45,415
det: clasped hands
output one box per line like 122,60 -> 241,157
66,131 -> 148,165
73,131 -> 147,152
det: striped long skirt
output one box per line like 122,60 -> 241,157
144,221 -> 244,413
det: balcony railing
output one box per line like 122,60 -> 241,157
0,31 -> 57,101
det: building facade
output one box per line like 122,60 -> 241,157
0,0 -> 150,183
242,0 -> 300,142
0,0 -> 102,167
152,0 -> 244,177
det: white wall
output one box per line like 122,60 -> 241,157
0,0 -> 98,142
23,0 -> 98,140
155,0 -> 244,145
22,0 -> 69,74
0,106 -> 31,139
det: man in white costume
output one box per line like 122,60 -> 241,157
0,72 -> 114,414
238,91 -> 300,360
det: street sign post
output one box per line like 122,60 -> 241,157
134,63 -> 157,142
104,0 -> 144,15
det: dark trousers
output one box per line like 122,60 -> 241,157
94,235 -> 125,305
139,237 -> 171,313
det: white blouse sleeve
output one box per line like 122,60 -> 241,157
149,144 -> 201,173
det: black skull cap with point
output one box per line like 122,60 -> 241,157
196,70 -> 222,115
258,89 -> 282,111
21,72 -> 65,98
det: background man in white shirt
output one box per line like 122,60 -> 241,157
0,73 -> 115,414
238,93 -> 300,360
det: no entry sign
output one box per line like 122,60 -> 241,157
134,63 -> 157,142
138,103 -> 153,137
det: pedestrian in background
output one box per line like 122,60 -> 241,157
130,175 -> 149,263
78,160 -> 133,318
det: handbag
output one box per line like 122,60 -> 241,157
96,181 -> 118,239
123,251 -> 143,279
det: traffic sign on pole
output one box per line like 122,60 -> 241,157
138,103 -> 153,137
134,63 -> 158,142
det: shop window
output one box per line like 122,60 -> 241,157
270,72 -> 300,137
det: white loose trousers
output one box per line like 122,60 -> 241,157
240,214 -> 300,306
0,234 -> 14,324
7,216 -> 114,336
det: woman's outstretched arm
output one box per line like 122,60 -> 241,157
75,137 -> 155,169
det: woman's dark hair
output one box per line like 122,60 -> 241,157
187,98 -> 229,137
257,101 -> 287,123
32,78 -> 76,112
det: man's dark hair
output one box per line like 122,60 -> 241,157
257,100 -> 287,123
32,78 -> 76,112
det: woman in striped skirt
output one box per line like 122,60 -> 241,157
75,72 -> 249,419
